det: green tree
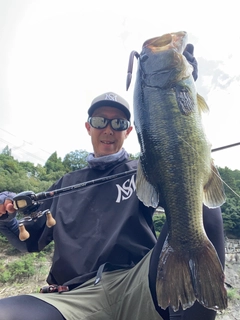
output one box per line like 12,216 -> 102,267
222,197 -> 240,238
0,154 -> 23,192
0,150 -> 53,193
63,149 -> 88,172
0,154 -> 19,174
1,145 -> 12,156
44,152 -> 65,181
218,167 -> 237,197
18,161 -> 39,177
218,167 -> 240,238
129,152 -> 140,160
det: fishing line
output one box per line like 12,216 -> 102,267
177,134 -> 240,199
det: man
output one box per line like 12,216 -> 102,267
0,47 -> 225,320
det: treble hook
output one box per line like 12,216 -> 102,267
126,50 -> 140,91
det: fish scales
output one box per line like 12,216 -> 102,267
130,31 -> 227,311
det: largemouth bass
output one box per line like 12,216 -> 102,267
127,31 -> 227,311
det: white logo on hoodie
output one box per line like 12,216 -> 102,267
115,175 -> 136,203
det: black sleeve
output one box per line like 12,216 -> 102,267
202,205 -> 225,267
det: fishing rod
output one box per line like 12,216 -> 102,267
211,142 -> 240,153
13,142 -> 239,240
13,169 -> 137,214
14,141 -> 240,216
13,169 -> 137,240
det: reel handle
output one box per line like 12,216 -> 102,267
18,210 -> 56,241
19,224 -> 30,241
46,211 -> 56,228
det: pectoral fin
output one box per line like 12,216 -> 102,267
197,93 -> 209,113
203,161 -> 226,208
136,161 -> 159,208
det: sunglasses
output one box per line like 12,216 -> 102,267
88,117 -> 130,131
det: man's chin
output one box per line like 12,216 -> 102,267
97,149 -> 117,157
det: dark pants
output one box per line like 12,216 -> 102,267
0,295 -> 65,320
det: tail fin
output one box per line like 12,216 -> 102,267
156,238 -> 228,311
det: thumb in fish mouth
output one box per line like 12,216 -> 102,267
184,43 -> 194,56
183,43 -> 198,81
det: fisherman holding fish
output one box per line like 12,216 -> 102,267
0,35 -> 226,320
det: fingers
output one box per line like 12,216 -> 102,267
0,192 -> 16,215
185,43 -> 194,56
5,202 -> 16,214
0,204 -> 6,216
183,43 -> 198,81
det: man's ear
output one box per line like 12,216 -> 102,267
125,126 -> 133,138
85,122 -> 91,135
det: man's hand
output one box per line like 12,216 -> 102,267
0,192 -> 17,217
0,200 -> 16,216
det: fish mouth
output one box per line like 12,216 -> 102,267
143,31 -> 187,53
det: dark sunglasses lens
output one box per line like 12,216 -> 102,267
111,119 -> 129,131
90,117 -> 107,129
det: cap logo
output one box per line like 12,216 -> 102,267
105,93 -> 118,102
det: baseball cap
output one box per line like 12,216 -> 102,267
88,92 -> 131,121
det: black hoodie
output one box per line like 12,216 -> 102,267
25,159 -> 157,288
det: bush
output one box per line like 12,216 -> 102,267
153,213 -> 166,236
0,253 -> 42,283
227,288 -> 240,301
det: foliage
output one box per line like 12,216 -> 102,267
227,288 -> 240,301
0,236 -> 54,284
129,152 -> 140,160
218,167 -> 240,238
63,149 -> 88,172
0,232 -> 8,244
153,212 -> 166,237
1,145 -> 12,156
42,241 -> 55,254
0,253 -> 38,283
44,152 -> 66,181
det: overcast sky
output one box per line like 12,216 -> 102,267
0,0 -> 239,170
